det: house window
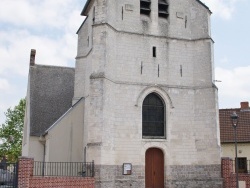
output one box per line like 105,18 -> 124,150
142,93 -> 165,138
237,157 -> 248,173
140,0 -> 151,15
158,0 -> 169,18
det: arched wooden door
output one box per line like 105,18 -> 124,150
145,148 -> 164,188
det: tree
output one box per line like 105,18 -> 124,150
0,99 -> 26,162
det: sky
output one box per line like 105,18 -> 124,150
0,0 -> 250,125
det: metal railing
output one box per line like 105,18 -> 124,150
33,161 -> 94,177
0,162 -> 18,187
232,160 -> 250,174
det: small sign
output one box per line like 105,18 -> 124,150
125,4 -> 133,11
123,163 -> 132,175
176,12 -> 184,19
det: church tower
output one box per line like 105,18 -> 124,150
75,0 -> 222,187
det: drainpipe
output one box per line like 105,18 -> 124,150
84,146 -> 86,163
39,136 -> 46,176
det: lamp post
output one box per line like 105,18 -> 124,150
231,111 -> 239,188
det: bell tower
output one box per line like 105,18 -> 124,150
74,0 -> 222,187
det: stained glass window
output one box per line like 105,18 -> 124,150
142,93 -> 165,138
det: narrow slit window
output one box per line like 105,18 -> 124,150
185,16 -> 187,28
141,62 -> 143,75
140,0 -> 151,15
180,65 -> 182,77
153,47 -> 156,57
93,7 -> 95,23
158,64 -> 160,77
122,7 -> 124,20
158,0 -> 169,18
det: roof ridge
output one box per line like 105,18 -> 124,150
33,64 -> 75,69
81,0 -> 212,16
219,108 -> 240,110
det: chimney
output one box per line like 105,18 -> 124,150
30,49 -> 36,66
241,102 -> 249,109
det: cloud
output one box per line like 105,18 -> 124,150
0,0 -> 82,30
0,29 -> 77,78
201,0 -> 243,20
215,66 -> 250,108
0,79 -> 10,92
0,0 -> 84,76
0,79 -> 16,124
0,0 -> 83,69
0,0 -> 85,124
220,57 -> 230,65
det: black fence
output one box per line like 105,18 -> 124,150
0,162 -> 18,188
33,161 -> 94,177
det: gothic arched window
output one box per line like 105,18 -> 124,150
142,93 -> 165,138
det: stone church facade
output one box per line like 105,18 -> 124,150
22,0 -> 222,187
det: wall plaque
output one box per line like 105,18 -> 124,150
123,163 -> 132,175
176,12 -> 184,19
125,4 -> 133,11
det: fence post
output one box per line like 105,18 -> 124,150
14,162 -> 19,187
92,160 -> 95,177
18,157 -> 34,188
222,157 -> 234,188
42,161 -> 45,176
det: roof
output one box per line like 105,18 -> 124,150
196,0 -> 211,13
220,108 -> 250,143
43,97 -> 84,136
80,0 -> 211,16
29,65 -> 75,136
81,0 -> 92,16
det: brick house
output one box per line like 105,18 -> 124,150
220,101 -> 250,173
22,0 -> 223,187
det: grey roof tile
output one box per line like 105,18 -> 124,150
29,65 -> 75,136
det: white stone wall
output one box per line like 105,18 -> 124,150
27,136 -> 44,161
45,99 -> 85,162
22,73 -> 31,156
75,0 -> 221,179
76,25 -> 214,87
22,72 -> 44,161
85,79 -> 221,166
105,0 -> 210,38
222,143 -> 250,160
